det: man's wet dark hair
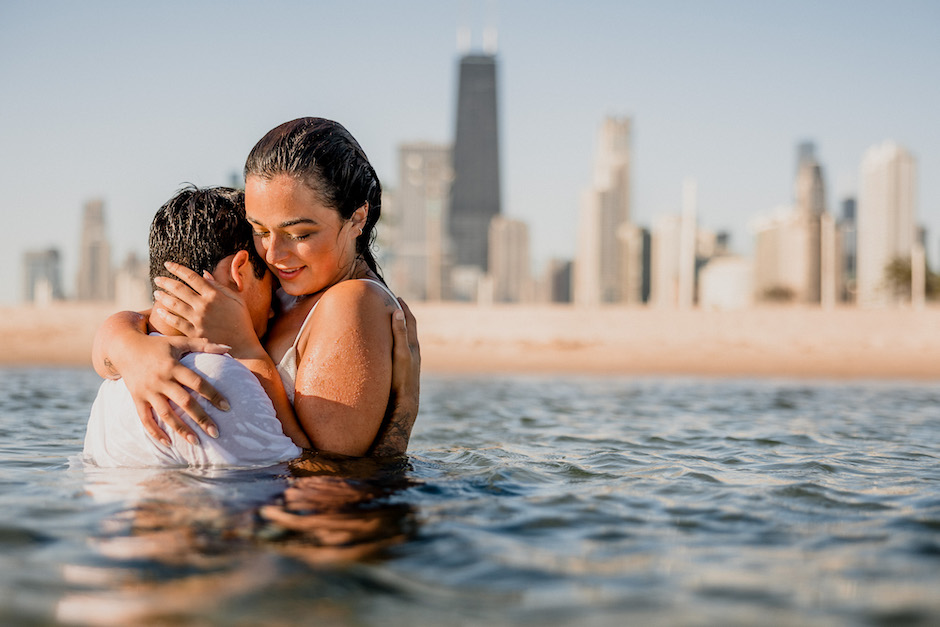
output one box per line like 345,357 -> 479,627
148,185 -> 267,292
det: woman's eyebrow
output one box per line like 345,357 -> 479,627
247,216 -> 318,228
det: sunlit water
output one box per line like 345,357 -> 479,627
1,367 -> 938,626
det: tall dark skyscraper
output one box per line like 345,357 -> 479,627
449,53 -> 501,271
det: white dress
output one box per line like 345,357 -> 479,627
83,346 -> 302,468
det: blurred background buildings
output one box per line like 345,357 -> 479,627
19,28 -> 928,312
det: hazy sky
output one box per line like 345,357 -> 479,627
1,0 -> 937,304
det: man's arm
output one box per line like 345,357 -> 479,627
370,301 -> 420,456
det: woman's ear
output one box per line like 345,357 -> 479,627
351,202 -> 368,234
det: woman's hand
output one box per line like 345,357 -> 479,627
92,309 -> 231,444
121,334 -> 231,445
152,261 -> 258,355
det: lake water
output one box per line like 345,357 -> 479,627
1,367 -> 938,626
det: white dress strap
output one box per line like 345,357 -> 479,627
275,279 -> 399,403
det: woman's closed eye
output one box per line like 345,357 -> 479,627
253,228 -> 313,242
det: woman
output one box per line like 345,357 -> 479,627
94,117 -> 418,457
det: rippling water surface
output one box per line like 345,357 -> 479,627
1,367 -> 939,626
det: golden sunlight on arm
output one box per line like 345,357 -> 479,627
293,281 -> 396,457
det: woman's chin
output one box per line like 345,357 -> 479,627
280,284 -> 308,296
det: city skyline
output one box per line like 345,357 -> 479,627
1,1 -> 937,304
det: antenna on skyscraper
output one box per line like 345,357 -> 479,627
457,0 -> 472,53
483,0 -> 498,54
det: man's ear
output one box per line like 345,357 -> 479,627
228,250 -> 251,293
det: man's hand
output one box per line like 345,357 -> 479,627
370,299 -> 420,456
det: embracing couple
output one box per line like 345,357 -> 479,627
84,117 -> 420,467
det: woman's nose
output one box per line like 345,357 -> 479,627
265,234 -> 284,264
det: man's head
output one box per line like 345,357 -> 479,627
149,185 -> 274,337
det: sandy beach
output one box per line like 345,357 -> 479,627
1,302 -> 938,380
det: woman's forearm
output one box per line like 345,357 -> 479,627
236,350 -> 311,449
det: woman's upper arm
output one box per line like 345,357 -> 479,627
292,282 -> 395,456
91,309 -> 150,379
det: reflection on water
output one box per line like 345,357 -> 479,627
1,368 -> 939,625
59,453 -> 417,625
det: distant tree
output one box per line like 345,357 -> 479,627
929,271 -> 940,300
883,257 -> 912,301
883,256 -> 940,301
761,285 -> 795,303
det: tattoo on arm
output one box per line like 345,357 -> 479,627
370,393 -> 414,457
103,357 -> 118,379
371,418 -> 410,457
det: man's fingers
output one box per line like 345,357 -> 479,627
398,298 -> 420,352
391,309 -> 408,355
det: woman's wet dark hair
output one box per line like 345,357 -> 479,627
244,117 -> 384,279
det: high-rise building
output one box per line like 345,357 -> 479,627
650,214 -> 683,307
837,197 -> 857,302
793,142 -> 826,302
617,223 -> 650,304
699,256 -> 753,310
488,216 -> 530,303
449,52 -> 501,276
22,248 -> 64,304
856,141 -> 917,307
574,117 -> 635,305
386,142 -> 452,301
752,142 -> 830,304
539,258 -> 573,303
76,198 -> 114,301
114,251 -> 152,310
650,179 -> 699,308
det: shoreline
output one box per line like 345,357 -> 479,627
1,303 -> 939,381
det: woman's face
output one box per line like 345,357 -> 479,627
245,174 -> 363,297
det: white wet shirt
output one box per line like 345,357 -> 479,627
84,345 -> 302,468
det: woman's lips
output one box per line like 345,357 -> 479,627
274,267 -> 304,281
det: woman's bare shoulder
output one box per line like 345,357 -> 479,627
317,279 -> 398,315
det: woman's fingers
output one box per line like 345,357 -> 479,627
163,382 -> 218,443
153,304 -> 197,336
134,399 -> 171,446
164,261 -> 214,294
147,392 -> 200,445
172,362 -> 228,416
153,276 -> 203,312
169,336 -> 233,356
152,286 -> 195,320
